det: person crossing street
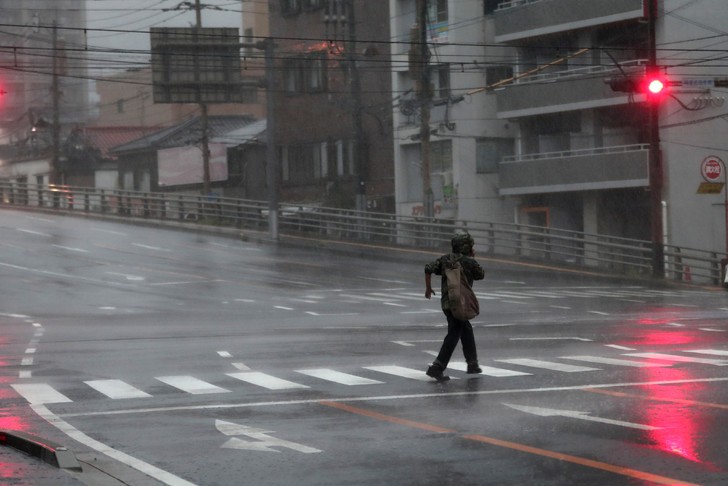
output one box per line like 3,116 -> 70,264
424,232 -> 485,381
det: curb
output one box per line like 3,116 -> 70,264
0,429 -> 82,470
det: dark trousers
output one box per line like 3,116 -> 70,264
434,310 -> 478,369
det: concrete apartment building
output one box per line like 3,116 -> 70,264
390,0 -> 516,221
391,0 -> 728,257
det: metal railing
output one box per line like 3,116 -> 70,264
0,182 -> 724,286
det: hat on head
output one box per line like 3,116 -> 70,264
451,232 -> 474,254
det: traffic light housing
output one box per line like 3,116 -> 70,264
608,75 -> 667,100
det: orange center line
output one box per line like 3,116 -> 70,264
583,388 -> 728,410
319,400 -> 700,486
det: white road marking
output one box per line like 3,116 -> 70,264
295,369 -> 383,386
216,420 -> 321,454
59,377 -> 728,418
105,272 -> 145,281
510,337 -> 592,342
605,344 -> 636,351
503,403 -> 660,430
232,362 -> 250,371
52,244 -> 88,253
624,352 -> 728,366
447,362 -> 531,377
24,348 -> 36,354
156,376 -> 230,395
11,383 -> 72,404
364,365 -> 438,382
18,371 -> 31,379
217,351 -> 232,358
561,356 -> 669,368
21,357 -> 33,366
131,243 -> 170,252
85,380 -> 152,399
227,372 -> 309,390
495,359 -> 600,373
16,228 -> 51,237
699,328 -> 726,332
383,302 -> 408,308
274,306 -> 294,311
32,404 -> 198,486
683,349 -> 728,356
588,311 -> 610,316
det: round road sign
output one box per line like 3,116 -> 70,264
701,156 -> 724,182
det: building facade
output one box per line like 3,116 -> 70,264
0,1 -> 90,144
390,0 -> 728,257
493,0 -> 728,255
268,0 -> 395,211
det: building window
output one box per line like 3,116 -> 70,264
484,0 -> 500,15
430,140 -> 452,173
428,0 -> 448,42
305,52 -> 327,92
281,144 -> 315,183
243,27 -> 254,57
281,0 -> 300,15
283,59 -> 303,94
486,65 -> 513,86
116,99 -> 125,113
430,64 -> 450,99
476,138 -> 514,173
303,0 -> 325,10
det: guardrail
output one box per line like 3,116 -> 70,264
0,182 -> 724,286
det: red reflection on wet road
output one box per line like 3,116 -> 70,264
639,367 -> 715,468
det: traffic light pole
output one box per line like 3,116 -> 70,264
647,0 -> 665,278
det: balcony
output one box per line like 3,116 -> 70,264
496,60 -> 647,118
494,0 -> 645,43
499,144 -> 649,196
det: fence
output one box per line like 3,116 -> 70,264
0,182 -> 723,286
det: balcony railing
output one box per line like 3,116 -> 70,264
502,143 -> 649,163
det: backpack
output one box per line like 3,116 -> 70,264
444,258 -> 479,321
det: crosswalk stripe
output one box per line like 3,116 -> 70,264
495,359 -> 600,373
156,376 -> 230,395
684,349 -> 728,356
11,383 -> 72,404
226,372 -> 309,390
447,362 -> 531,377
364,365 -> 435,381
624,353 -> 728,366
561,356 -> 670,368
85,379 -> 152,399
295,369 -> 384,385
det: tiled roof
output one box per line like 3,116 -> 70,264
81,126 -> 159,158
109,115 -> 257,154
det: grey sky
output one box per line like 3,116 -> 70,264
85,0 -> 243,64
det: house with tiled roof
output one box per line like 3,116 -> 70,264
109,115 -> 260,197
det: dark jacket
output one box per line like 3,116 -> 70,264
425,252 -> 485,310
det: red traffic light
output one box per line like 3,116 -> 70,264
607,75 -> 668,99
646,77 -> 665,95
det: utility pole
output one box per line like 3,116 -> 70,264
263,37 -> 279,240
346,0 -> 366,212
195,0 -> 212,196
50,20 -> 60,188
647,0 -> 664,277
415,0 -> 434,218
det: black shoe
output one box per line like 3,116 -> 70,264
426,364 -> 450,381
467,363 -> 482,374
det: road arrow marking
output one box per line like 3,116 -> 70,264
215,420 -> 321,454
503,403 -> 660,430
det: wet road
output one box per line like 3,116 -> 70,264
1,208 -> 727,485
